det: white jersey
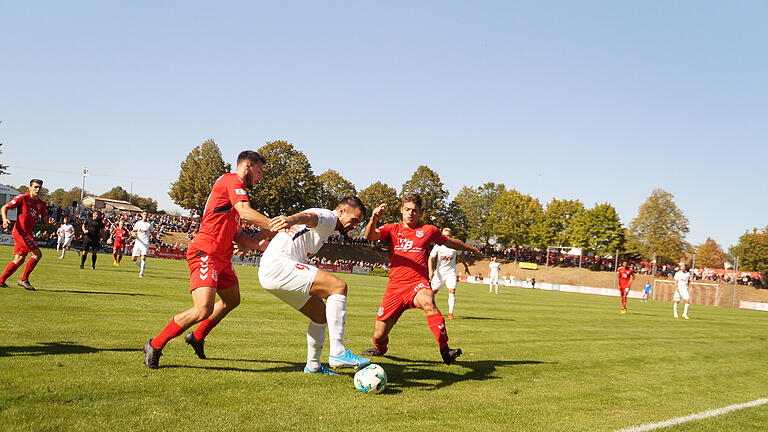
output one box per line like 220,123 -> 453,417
489,261 -> 501,276
132,220 -> 154,246
430,244 -> 457,274
674,270 -> 691,290
59,223 -> 75,239
262,208 -> 338,263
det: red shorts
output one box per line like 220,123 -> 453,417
187,248 -> 238,292
376,278 -> 432,322
113,242 -> 126,253
12,230 -> 38,255
619,286 -> 630,296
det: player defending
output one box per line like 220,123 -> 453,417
110,221 -> 129,266
488,256 -> 501,294
131,211 -> 154,276
80,211 -> 105,269
143,150 -> 278,369
255,196 -> 372,374
57,216 -> 75,259
0,179 -> 55,290
673,263 -> 692,319
617,261 -> 634,313
360,194 -> 481,365
428,228 -> 460,319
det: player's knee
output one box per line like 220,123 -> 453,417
225,296 -> 241,309
192,305 -> 214,322
333,278 -> 347,296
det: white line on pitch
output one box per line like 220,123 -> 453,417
616,398 -> 768,432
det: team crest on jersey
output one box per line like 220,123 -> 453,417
415,230 -> 424,238
377,307 -> 384,317
235,188 -> 247,195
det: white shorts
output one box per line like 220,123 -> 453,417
62,237 -> 73,247
431,271 -> 457,291
258,257 -> 318,310
673,286 -> 690,301
490,273 -> 499,283
132,242 -> 149,257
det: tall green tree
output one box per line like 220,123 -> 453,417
566,203 -> 625,255
100,186 -> 131,202
695,237 -> 726,269
626,189 -> 690,263
401,165 -> 448,226
48,187 -> 87,207
454,182 -> 505,245
358,181 -> 400,225
317,169 -> 357,209
489,189 -> 542,247
438,199 -> 469,241
729,227 -> 768,273
249,140 -> 319,217
530,198 -> 585,248
13,184 -> 50,200
169,139 -> 231,216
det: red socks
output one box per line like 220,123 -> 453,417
192,319 -> 220,342
21,257 -> 39,281
0,262 -> 20,283
426,313 -> 449,351
151,318 -> 184,350
621,294 -> 628,309
373,336 -> 389,355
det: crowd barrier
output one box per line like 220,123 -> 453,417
739,300 -> 768,312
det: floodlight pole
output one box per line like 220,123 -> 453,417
731,256 -> 739,308
80,167 -> 89,203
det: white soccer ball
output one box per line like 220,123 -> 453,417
354,364 -> 387,394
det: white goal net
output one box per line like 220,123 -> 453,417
653,280 -> 720,306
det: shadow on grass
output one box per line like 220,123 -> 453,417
40,289 -> 155,296
0,342 -> 139,357
457,316 -> 516,322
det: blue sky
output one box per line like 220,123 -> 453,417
2,1 -> 766,249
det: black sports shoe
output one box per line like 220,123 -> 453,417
0,282 -> 8,288
441,347 -> 462,365
184,332 -> 206,359
360,347 -> 386,357
17,280 -> 36,291
143,339 -> 162,369
79,265 -> 84,269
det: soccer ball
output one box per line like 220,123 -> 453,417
354,364 -> 387,394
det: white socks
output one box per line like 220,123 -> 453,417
326,294 -> 347,357
139,259 -> 146,276
674,303 -> 678,316
683,303 -> 690,316
306,321 -> 327,371
448,293 -> 456,314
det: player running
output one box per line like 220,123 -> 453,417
109,221 -> 129,266
80,211 -> 105,270
57,216 -> 75,259
254,196 -> 372,375
428,228 -> 460,319
131,211 -> 154,277
360,194 -> 481,365
617,261 -> 634,313
673,263 -> 692,319
488,256 -> 501,294
0,179 -> 54,290
143,150 -> 279,370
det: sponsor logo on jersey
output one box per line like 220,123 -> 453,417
235,188 -> 247,195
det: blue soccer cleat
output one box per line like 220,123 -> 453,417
328,349 -> 372,370
304,365 -> 340,376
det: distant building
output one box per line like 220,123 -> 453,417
82,196 -> 144,212
0,184 -> 21,220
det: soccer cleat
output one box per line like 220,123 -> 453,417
329,349 -> 371,369
360,347 -> 386,357
79,265 -> 84,269
17,280 -> 36,291
620,309 -> 627,314
143,339 -> 162,369
682,315 -> 690,320
441,347 -> 462,365
91,266 -> 96,270
674,313 -> 679,318
303,365 -> 340,376
447,313 -> 455,319
0,282 -> 8,288
184,332 -> 206,359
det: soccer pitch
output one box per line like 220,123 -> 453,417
1,247 -> 766,432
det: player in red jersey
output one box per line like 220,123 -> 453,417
0,179 -> 55,290
617,261 -> 635,314
360,194 -> 481,365
109,221 -> 129,266
143,151 -> 281,369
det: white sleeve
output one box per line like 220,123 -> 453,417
430,246 -> 438,257
311,208 -> 337,238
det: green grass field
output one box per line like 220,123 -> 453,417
1,245 -> 766,431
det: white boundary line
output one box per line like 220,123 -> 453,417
616,398 -> 768,432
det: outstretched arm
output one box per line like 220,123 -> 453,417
268,211 -> 319,232
364,204 -> 387,241
233,201 -> 274,230
1,205 -> 9,230
443,237 -> 482,258
233,228 -> 276,254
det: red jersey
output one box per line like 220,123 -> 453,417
6,194 -> 48,235
112,228 -> 129,246
189,173 -> 250,257
378,223 -> 447,287
617,267 -> 634,289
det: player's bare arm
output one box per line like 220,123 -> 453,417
233,228 -> 275,254
428,251 -> 437,280
232,201 -> 273,230
364,204 -> 387,241
443,237 -> 482,258
269,211 -> 319,233
1,205 -> 10,229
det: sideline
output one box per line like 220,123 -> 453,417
616,398 -> 768,432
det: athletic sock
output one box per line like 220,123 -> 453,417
488,284 -> 492,293
673,303 -> 678,316
426,313 -> 449,351
151,318 -> 184,350
140,259 -> 146,275
621,295 -> 627,310
91,253 -> 97,267
192,318 -> 220,342
325,294 -> 347,356
20,257 -> 39,281
373,336 -> 389,355
60,250 -> 66,258
81,255 -> 87,267
683,303 -> 690,316
0,261 -> 20,283
306,321 -> 327,371
448,293 -> 456,314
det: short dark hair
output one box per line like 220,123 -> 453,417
237,150 -> 267,165
401,193 -> 422,209
29,179 -> 43,186
337,195 -> 367,217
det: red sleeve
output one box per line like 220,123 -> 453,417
40,203 -> 49,219
377,224 -> 392,242
430,226 -> 448,246
5,194 -> 23,209
225,175 -> 250,205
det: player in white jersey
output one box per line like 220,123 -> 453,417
488,256 -> 501,294
428,228 -> 459,319
131,210 -> 154,277
255,196 -> 371,375
57,216 -> 75,258
673,263 -> 692,319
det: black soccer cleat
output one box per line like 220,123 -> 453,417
143,339 -> 162,369
17,280 -> 36,291
441,347 -> 462,365
184,332 -> 206,359
360,347 -> 386,357
0,282 -> 8,288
